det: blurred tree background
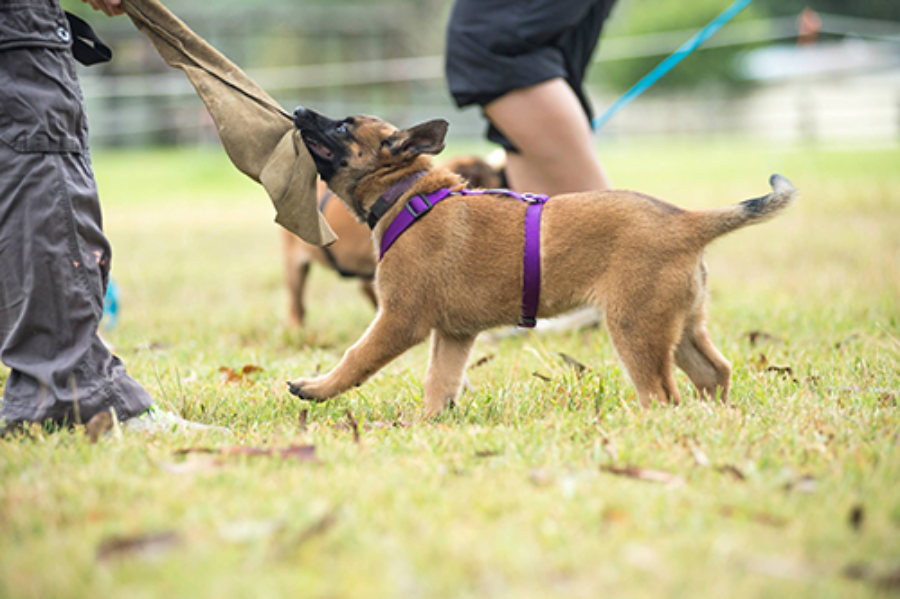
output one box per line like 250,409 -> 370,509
594,0 -> 900,91
760,0 -> 900,18
65,0 -> 900,89
65,0 -> 900,145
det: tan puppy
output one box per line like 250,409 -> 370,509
287,107 -> 798,415
281,157 -> 504,327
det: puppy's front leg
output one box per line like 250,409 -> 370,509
287,311 -> 430,401
423,330 -> 477,418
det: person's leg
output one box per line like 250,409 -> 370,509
0,143 -> 155,428
0,2 -> 152,428
484,78 -> 612,195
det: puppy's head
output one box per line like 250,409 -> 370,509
293,106 -> 448,221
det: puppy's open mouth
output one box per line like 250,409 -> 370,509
302,135 -> 334,160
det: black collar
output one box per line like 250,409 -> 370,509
366,170 -> 427,230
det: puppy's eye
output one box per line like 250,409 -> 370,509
337,123 -> 348,134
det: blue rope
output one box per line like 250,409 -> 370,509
103,277 -> 119,329
592,0 -> 755,131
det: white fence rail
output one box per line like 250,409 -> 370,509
77,14 -> 900,146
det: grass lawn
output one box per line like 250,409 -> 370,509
1,137 -> 898,598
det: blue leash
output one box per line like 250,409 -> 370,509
103,277 -> 119,329
592,0 -> 754,131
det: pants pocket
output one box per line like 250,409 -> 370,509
0,3 -> 86,154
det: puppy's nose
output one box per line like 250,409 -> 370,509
293,106 -> 308,126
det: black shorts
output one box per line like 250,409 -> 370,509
445,0 -> 617,151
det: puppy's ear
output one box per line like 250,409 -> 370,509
391,119 -> 449,157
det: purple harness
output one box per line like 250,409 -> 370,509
378,186 -> 549,328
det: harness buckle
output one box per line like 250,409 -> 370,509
521,193 -> 549,204
405,194 -> 434,218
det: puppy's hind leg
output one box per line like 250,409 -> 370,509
605,304 -> 683,408
674,313 -> 732,402
423,330 -> 477,419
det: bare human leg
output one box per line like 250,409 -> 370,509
484,78 -> 612,196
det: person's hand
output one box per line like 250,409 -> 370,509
81,0 -> 124,17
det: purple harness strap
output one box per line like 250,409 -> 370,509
379,187 -> 549,328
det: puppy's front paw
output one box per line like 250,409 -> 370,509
285,379 -> 329,402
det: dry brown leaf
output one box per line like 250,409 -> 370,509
85,411 -> 113,443
468,354 -> 495,370
369,419 -> 409,430
291,511 -> 337,545
601,465 -> 685,487
278,444 -> 318,462
601,506 -> 629,525
332,419 -> 406,433
344,409 -> 361,444
716,464 -> 746,481
766,365 -> 799,383
173,446 -> 217,455
218,446 -> 273,457
600,436 -> 619,463
97,531 -> 180,562
766,365 -> 793,377
844,563 -> 900,592
750,353 -> 769,370
173,444 -> 318,463
298,408 -> 309,433
218,364 -> 265,384
532,371 -> 552,383
557,352 -> 589,376
746,330 -> 783,346
218,367 -> 242,384
136,341 -> 169,352
271,512 -> 338,559
834,333 -> 860,349
879,392 -> 898,408
849,504 -> 865,531
474,449 -> 501,458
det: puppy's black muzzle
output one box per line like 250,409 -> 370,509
293,106 -> 346,181
292,105 -> 321,130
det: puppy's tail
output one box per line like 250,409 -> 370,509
694,174 -> 798,243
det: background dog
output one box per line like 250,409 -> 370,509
282,156 -> 504,327
288,108 -> 798,415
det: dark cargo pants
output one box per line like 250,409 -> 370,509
0,0 -> 152,425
